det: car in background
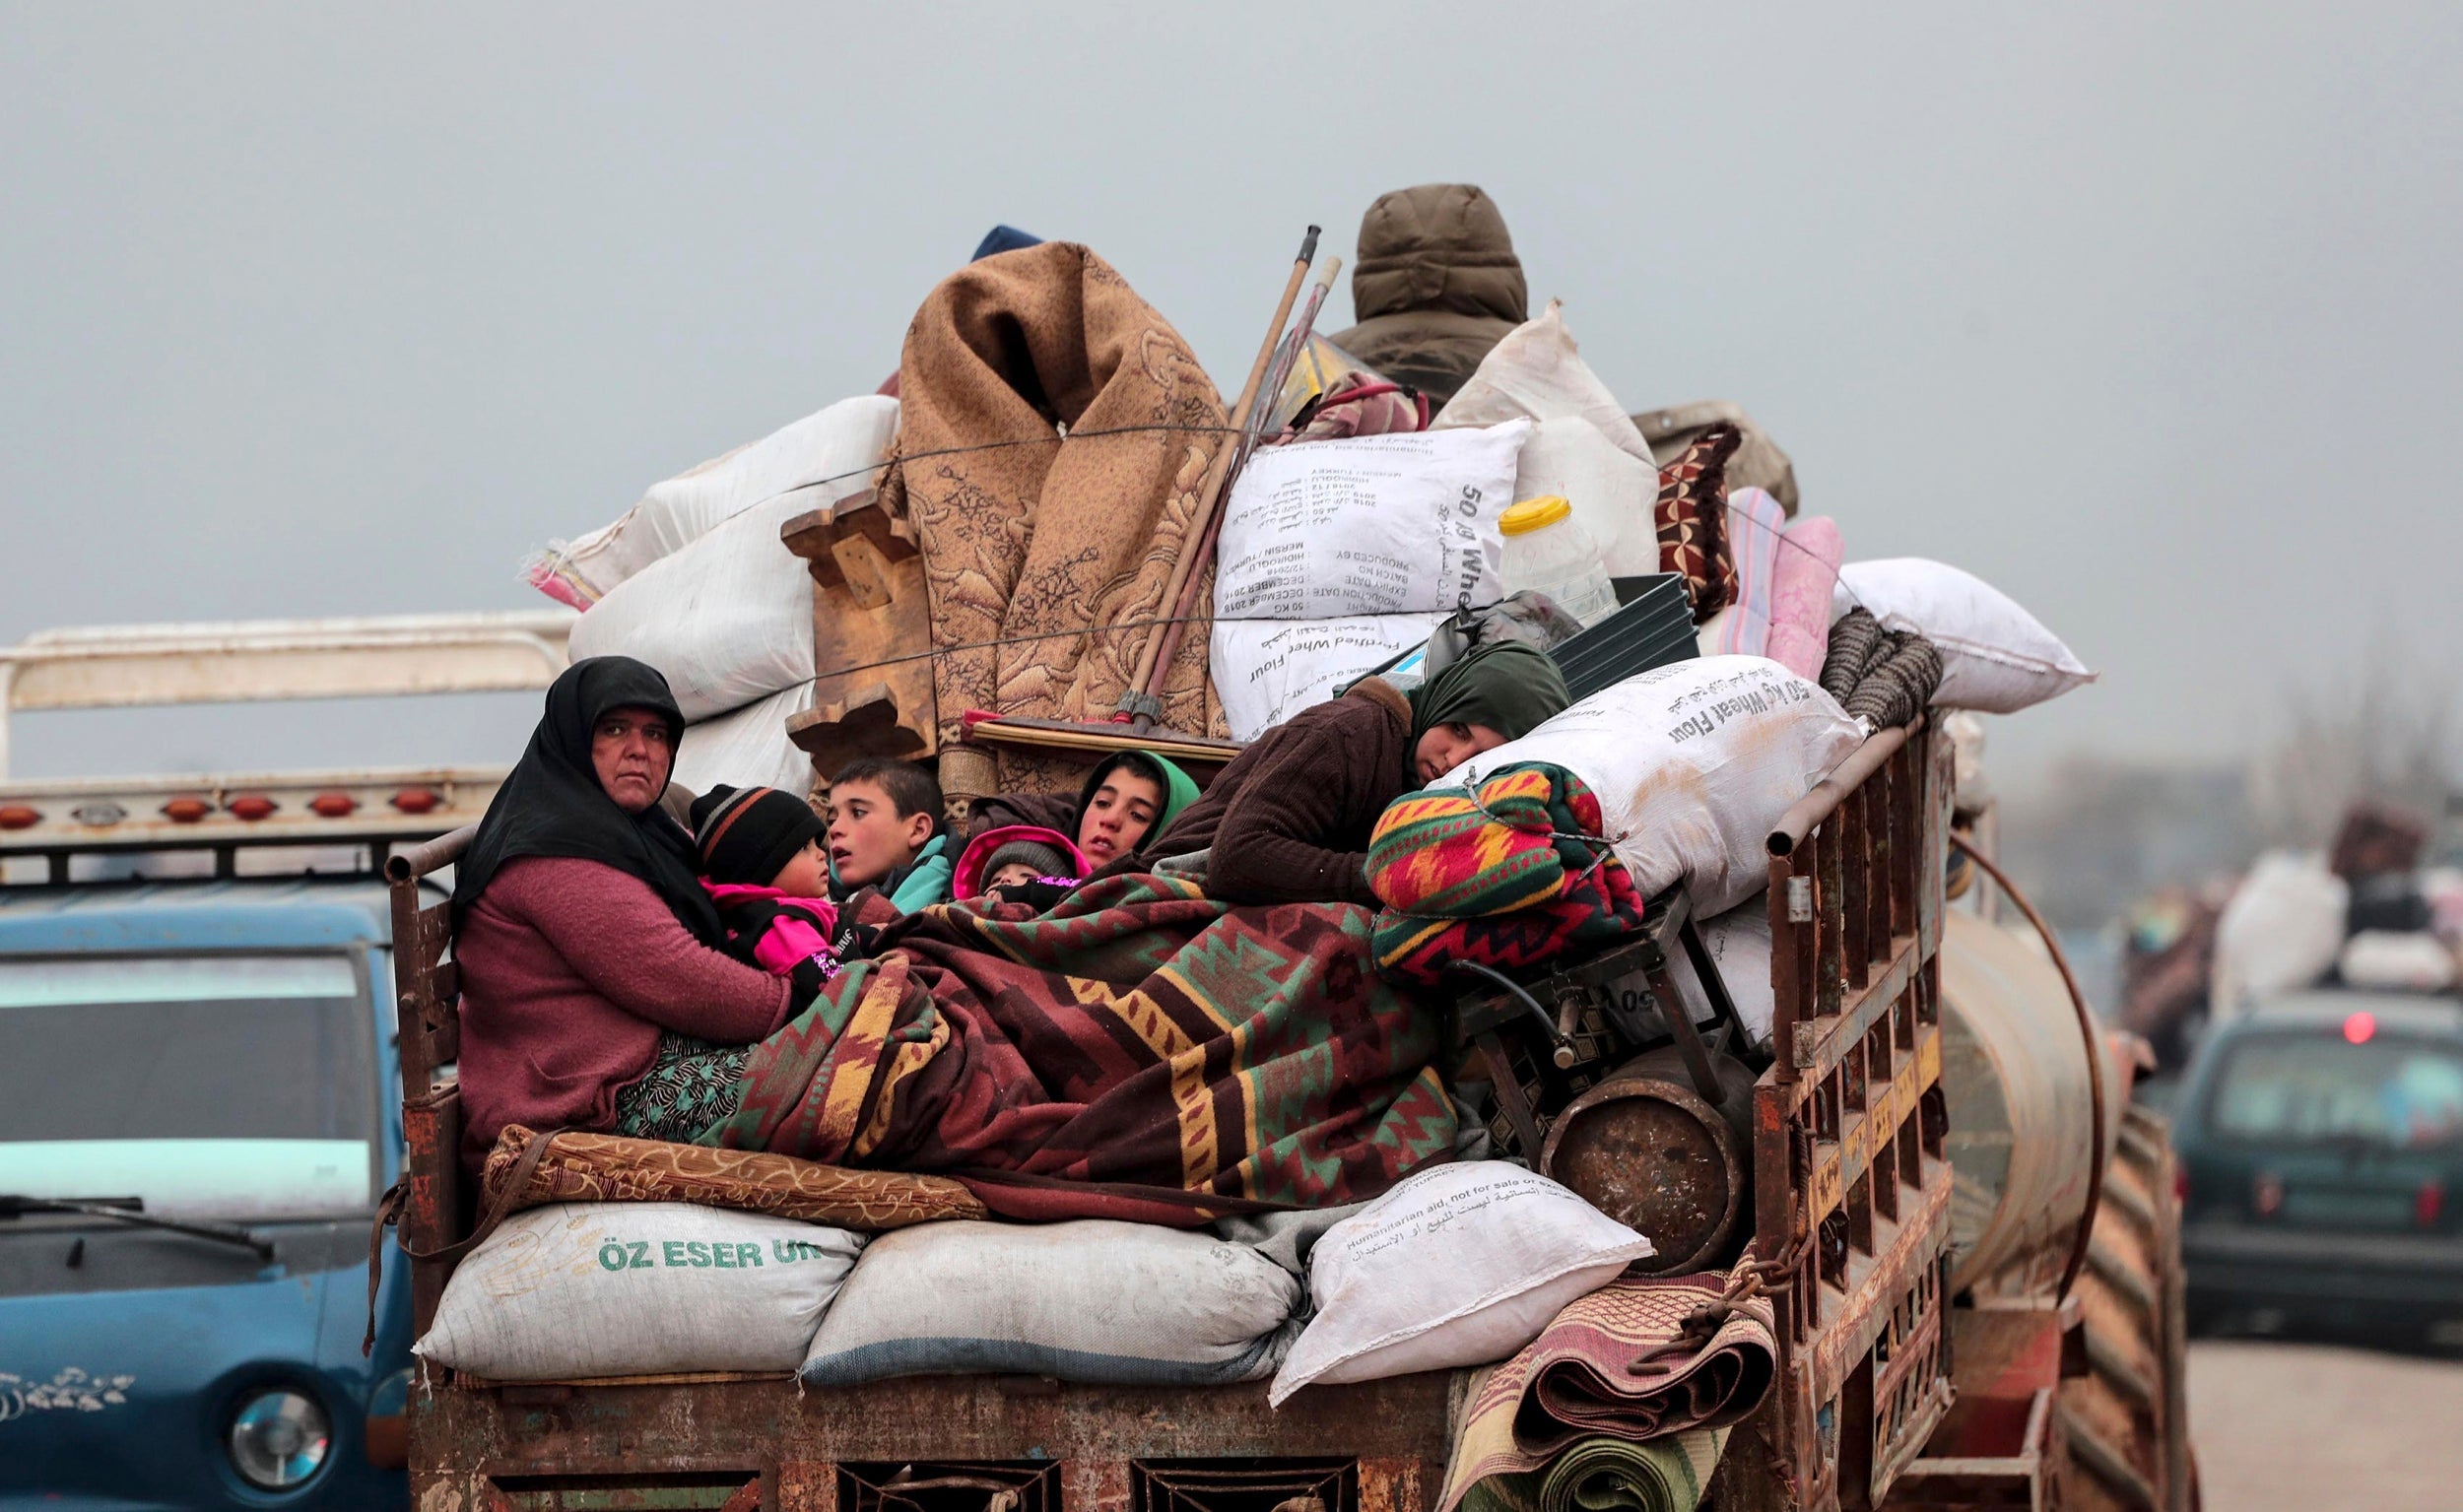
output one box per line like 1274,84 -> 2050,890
2173,988 -> 2463,1343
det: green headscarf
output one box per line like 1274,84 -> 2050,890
1404,638 -> 1571,750
1079,749 -> 1201,835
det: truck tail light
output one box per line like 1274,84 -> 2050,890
0,805 -> 38,830
308,792 -> 357,818
162,797 -> 211,822
390,787 -> 438,815
227,795 -> 277,822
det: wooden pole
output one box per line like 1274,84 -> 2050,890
1120,226 -> 1318,720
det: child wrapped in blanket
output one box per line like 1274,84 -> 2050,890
688,784 -> 869,999
952,750 -> 1198,907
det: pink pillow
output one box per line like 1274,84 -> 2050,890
1764,514 -> 1843,683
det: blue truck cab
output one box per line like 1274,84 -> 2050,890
0,755 -> 514,1510
0,873 -> 429,1510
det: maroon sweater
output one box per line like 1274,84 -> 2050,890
1145,678 -> 1414,907
454,856 -> 793,1166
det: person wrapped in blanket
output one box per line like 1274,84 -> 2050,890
955,750 -> 1199,908
1143,639 -> 1571,906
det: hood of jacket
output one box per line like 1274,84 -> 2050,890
1348,184 -> 1528,325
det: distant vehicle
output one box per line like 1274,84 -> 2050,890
0,614 -> 562,1509
2173,987 -> 2463,1342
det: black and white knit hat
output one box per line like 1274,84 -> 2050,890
688,784 -> 826,887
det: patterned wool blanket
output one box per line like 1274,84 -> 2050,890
701,873 -> 1458,1222
1438,1264 -> 1775,1512
1367,763 -> 1648,985
884,241 -> 1230,793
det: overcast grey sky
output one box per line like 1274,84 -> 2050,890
4,3 -> 2457,787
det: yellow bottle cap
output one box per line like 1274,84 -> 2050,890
1499,495 -> 1573,536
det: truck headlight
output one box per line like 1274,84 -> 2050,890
228,1388 -> 330,1490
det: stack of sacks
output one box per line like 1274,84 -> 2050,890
1210,420 -> 1530,741
1432,302 -> 1662,579
553,395 -> 901,795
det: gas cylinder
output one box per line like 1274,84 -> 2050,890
1939,909 -> 2126,1295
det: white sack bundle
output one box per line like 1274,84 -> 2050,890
1832,559 -> 2096,714
2211,852 -> 2349,1015
567,490 -> 819,722
1215,421 -> 1528,621
415,1203 -> 863,1380
1270,1161 -> 1653,1405
802,1218 -> 1300,1388
672,683 -> 818,799
531,396 -> 899,608
1432,301 -> 1656,465
1210,612 -> 1447,742
1448,656 -> 1865,916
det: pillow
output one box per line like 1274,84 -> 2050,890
1699,488 -> 1789,657
1269,1162 -> 1653,1404
1763,514 -> 1842,683
1832,558 -> 2096,713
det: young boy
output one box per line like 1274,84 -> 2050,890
688,783 -> 849,999
824,757 -> 952,912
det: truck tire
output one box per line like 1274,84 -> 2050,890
2055,1102 -> 2198,1512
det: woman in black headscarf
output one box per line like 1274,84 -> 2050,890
1145,639 -> 1570,907
450,657 -> 794,1165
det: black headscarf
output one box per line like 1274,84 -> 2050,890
450,656 -> 722,946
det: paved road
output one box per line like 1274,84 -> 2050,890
2189,1339 -> 2463,1510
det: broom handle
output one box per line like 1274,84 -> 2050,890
1123,226 -> 1319,713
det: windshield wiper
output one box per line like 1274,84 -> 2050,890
0,1195 -> 277,1261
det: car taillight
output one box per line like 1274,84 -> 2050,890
2253,1172 -> 2285,1218
308,792 -> 357,818
2344,1012 -> 2377,1045
2175,1165 -> 2190,1211
227,795 -> 277,822
2418,1180 -> 2444,1230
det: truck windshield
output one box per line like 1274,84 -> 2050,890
2210,1032 -> 2463,1152
0,953 -> 377,1218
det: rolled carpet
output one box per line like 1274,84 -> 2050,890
1458,1428 -> 1729,1512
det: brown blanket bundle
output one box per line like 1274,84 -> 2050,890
884,242 -> 1231,792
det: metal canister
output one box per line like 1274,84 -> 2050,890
1541,1044 -> 1758,1275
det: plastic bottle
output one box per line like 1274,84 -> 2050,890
1498,496 -> 1617,625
